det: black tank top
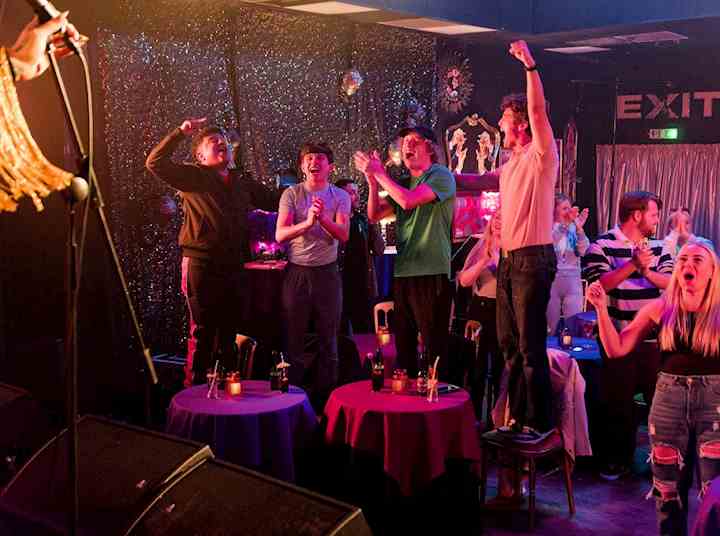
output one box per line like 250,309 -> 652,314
660,313 -> 720,375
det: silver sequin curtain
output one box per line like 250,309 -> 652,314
596,144 -> 720,245
97,0 -> 436,354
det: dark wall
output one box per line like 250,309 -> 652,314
437,35 -> 720,238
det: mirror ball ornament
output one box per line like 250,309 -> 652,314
340,68 -> 364,97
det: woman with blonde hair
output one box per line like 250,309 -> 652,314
587,237 -> 720,536
547,193 -> 589,334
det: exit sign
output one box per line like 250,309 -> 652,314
649,128 -> 679,140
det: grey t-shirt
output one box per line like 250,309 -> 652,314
279,183 -> 351,266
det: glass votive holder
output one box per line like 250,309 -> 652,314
225,372 -> 241,396
391,369 -> 407,394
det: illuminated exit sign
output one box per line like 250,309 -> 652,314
648,128 -> 679,140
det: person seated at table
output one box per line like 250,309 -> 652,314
547,194 -> 589,335
663,208 -> 696,260
586,238 -> 720,536
335,178 -> 384,335
457,211 -> 502,422
276,142 -> 350,409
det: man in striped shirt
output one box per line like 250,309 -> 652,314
582,191 -> 673,480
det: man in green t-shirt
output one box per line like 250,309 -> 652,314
354,126 -> 456,377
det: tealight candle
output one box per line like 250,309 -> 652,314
227,381 -> 242,396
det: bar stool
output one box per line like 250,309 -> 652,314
479,428 -> 575,530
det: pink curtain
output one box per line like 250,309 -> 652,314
596,144 -> 720,245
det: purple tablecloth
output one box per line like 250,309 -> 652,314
324,380 -> 481,495
166,382 -> 317,482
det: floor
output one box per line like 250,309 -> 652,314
306,427 -> 702,536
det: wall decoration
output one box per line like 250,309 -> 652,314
438,55 -> 474,114
444,114 -> 501,174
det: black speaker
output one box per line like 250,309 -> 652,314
0,383 -> 54,466
1,416 -> 372,536
129,458 -> 372,536
0,415 -> 212,535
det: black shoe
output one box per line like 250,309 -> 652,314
599,463 -> 630,481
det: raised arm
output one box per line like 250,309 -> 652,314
354,151 -> 436,211
508,40 -> 555,155
587,282 -> 661,358
145,118 -> 208,191
353,151 -> 394,223
9,13 -> 82,82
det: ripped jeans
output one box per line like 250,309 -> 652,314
648,373 -> 720,536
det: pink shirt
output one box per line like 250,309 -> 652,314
499,141 -> 558,252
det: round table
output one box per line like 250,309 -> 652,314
166,381 -> 317,482
547,336 -> 601,361
324,380 -> 481,496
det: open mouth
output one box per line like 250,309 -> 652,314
683,272 -> 695,281
404,152 -> 415,159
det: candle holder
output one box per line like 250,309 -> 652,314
225,371 -> 242,396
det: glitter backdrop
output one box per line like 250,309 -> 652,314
98,0 -> 436,355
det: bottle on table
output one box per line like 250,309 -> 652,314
371,349 -> 384,392
416,349 -> 428,396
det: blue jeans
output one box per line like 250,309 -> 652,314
649,373 -> 720,536
496,244 -> 557,432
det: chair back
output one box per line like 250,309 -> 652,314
373,301 -> 394,334
235,334 -> 257,380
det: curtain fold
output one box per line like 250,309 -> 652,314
596,144 -> 720,245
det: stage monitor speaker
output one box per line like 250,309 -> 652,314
0,383 -> 54,464
129,458 -> 372,536
0,415 -> 212,535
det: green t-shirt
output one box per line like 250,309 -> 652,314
388,163 -> 456,278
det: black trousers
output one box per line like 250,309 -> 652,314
467,296 -> 503,422
282,262 -> 342,403
393,275 -> 452,378
182,257 -> 246,384
595,340 -> 661,467
496,244 -> 557,433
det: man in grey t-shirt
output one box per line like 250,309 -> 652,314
276,142 -> 350,407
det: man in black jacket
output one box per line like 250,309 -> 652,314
146,117 -> 277,385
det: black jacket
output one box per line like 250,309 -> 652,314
145,128 -> 278,264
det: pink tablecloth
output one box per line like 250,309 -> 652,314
324,380 -> 481,495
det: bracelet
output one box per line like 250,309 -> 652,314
525,64 -> 538,72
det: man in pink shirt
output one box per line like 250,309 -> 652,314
496,40 -> 559,440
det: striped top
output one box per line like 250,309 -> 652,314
581,225 -> 674,331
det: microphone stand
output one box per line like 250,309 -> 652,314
45,43 -> 158,536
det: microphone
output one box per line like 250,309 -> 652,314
25,0 -> 83,54
25,0 -> 61,23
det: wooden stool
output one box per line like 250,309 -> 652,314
479,428 -> 575,530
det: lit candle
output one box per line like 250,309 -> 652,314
227,381 -> 242,396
